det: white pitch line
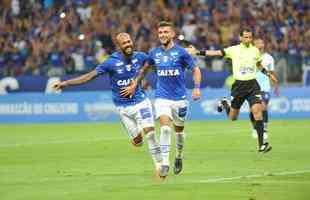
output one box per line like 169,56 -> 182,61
196,169 -> 310,183
218,180 -> 310,184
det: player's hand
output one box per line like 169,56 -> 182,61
120,80 -> 138,98
269,73 -> 279,96
269,73 -> 278,85
185,45 -> 198,56
192,88 -> 201,101
53,81 -> 68,91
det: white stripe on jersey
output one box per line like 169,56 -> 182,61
256,53 -> 275,92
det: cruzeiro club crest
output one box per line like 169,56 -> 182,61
125,64 -> 132,71
162,55 -> 169,63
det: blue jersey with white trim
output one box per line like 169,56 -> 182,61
148,44 -> 196,100
95,51 -> 147,106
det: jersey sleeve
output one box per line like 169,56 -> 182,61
95,59 -> 112,75
181,49 -> 195,70
223,46 -> 234,59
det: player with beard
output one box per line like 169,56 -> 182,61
53,33 -> 163,177
121,22 -> 201,178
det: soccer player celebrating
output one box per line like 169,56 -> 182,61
121,21 -> 201,178
53,33 -> 163,176
187,28 -> 278,153
250,38 -> 279,139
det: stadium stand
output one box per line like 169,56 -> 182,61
0,0 -> 308,84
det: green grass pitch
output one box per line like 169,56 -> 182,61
0,120 -> 309,200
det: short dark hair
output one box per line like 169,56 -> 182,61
240,27 -> 253,36
157,21 -> 174,28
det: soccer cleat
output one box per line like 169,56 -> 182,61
217,97 -> 228,113
159,165 -> 169,178
173,157 -> 183,175
217,102 -> 224,112
131,140 -> 143,147
258,142 -> 272,153
131,134 -> 143,147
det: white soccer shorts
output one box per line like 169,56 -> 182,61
116,98 -> 154,139
154,98 -> 189,127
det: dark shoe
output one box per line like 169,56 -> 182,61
258,142 -> 272,153
217,97 -> 228,113
174,158 -> 183,175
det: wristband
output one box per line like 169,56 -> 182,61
261,68 -> 270,76
196,50 -> 206,56
220,49 -> 226,56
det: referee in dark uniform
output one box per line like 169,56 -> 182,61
187,28 -> 278,153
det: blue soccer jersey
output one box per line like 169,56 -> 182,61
95,51 -> 147,106
148,44 -> 196,100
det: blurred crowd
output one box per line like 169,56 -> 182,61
0,0 -> 309,82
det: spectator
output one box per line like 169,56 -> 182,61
0,0 -> 308,84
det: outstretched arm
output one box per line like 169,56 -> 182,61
192,67 -> 201,100
53,70 -> 98,90
186,45 -> 224,57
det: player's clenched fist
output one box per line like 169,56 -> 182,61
192,88 -> 201,101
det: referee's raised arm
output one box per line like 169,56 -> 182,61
186,45 -> 224,57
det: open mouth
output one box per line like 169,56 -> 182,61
160,38 -> 169,45
126,46 -> 133,51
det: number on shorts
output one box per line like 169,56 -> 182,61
140,108 -> 151,119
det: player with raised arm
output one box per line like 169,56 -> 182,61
250,38 -> 279,139
121,21 -> 201,178
187,28 -> 278,153
53,33 -> 163,177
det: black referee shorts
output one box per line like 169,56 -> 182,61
230,79 -> 262,109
